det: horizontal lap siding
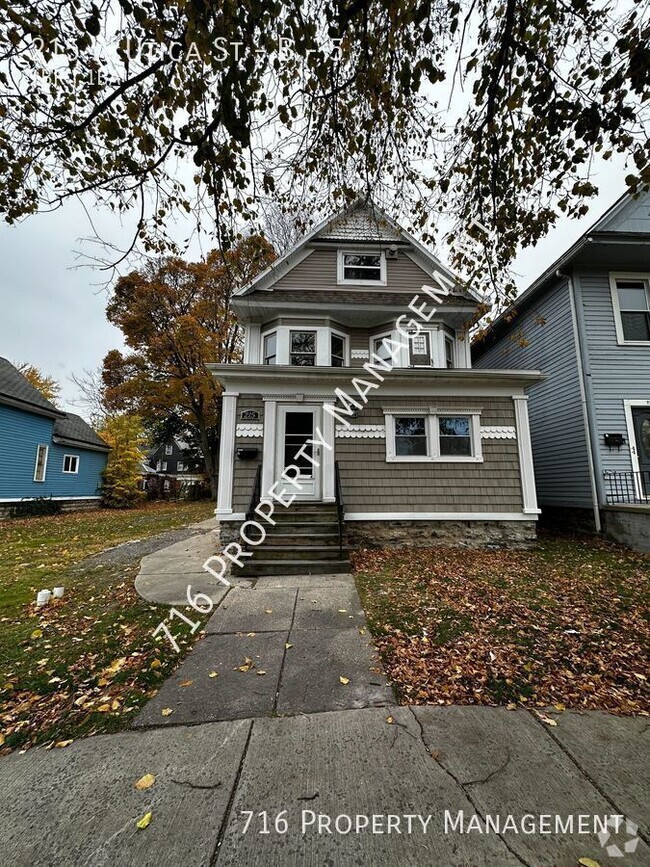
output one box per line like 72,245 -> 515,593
273,247 -> 432,293
232,396 -> 264,512
577,270 -> 650,474
0,405 -> 106,499
475,280 -> 593,508
337,397 -> 523,512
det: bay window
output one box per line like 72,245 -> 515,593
290,330 -> 317,365
331,333 -> 346,366
263,331 -> 277,365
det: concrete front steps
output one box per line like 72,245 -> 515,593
236,502 -> 350,577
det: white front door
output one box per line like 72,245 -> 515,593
275,405 -> 322,499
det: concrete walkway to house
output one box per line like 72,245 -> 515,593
0,533 -> 648,866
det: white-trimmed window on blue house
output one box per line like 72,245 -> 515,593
337,251 -> 386,285
290,330 -> 316,365
63,454 -> 79,474
263,331 -> 277,365
34,444 -> 48,482
385,412 -> 482,462
611,275 -> 650,344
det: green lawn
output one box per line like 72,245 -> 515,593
0,501 -> 214,753
353,535 -> 650,715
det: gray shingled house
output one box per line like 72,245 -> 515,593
473,191 -> 650,552
208,200 -> 542,575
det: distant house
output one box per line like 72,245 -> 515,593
147,437 -> 205,495
0,357 -> 110,515
473,191 -> 650,552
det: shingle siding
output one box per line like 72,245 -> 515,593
0,404 -> 107,500
575,269 -> 650,478
337,397 -> 523,512
475,280 -> 593,508
232,396 -> 264,512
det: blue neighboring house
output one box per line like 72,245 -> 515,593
473,190 -> 650,552
0,357 -> 110,512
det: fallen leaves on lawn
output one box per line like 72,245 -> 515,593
136,812 -> 152,830
353,540 -> 650,714
135,774 -> 156,790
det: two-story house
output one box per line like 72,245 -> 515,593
147,437 -> 205,495
0,357 -> 110,516
209,200 -> 543,575
473,190 -> 650,552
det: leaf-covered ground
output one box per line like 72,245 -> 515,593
353,535 -> 649,715
0,501 -> 214,754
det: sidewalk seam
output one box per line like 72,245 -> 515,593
529,712 -> 650,847
211,718 -> 255,865
408,708 -> 531,867
273,588 -> 299,713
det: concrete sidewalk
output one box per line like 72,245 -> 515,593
0,534 -> 647,865
0,706 -> 646,866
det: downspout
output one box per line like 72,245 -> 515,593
560,268 -> 602,532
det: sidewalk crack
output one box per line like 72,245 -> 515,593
211,719 -> 254,865
408,709 -> 531,867
273,588 -> 299,713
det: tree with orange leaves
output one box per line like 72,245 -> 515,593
103,235 -> 276,498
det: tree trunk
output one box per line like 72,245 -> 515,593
199,429 -> 219,500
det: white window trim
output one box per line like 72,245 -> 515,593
62,454 -> 79,474
330,328 -> 349,367
609,272 -> 650,346
33,444 -> 49,482
623,400 -> 650,500
262,329 -> 278,365
385,411 -> 483,463
164,444 -> 173,455
337,249 -> 387,286
161,461 -> 168,471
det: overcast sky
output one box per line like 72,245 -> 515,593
0,153 -> 628,416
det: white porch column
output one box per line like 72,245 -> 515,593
215,392 -> 238,517
260,399 -> 277,502
513,395 -> 540,515
321,400 -> 336,502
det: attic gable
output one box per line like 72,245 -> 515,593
593,189 -> 650,234
316,201 -> 402,243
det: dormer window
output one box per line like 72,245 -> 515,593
338,251 -> 386,285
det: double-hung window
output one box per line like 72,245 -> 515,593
290,330 -> 316,366
386,411 -> 481,462
612,277 -> 650,343
164,444 -> 173,455
330,333 -> 346,367
263,331 -> 277,365
63,454 -> 79,474
338,251 -> 386,284
372,334 -> 393,362
444,336 -> 455,369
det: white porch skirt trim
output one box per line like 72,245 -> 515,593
0,495 -> 102,503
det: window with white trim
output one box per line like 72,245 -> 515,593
438,416 -> 471,457
164,444 -> 173,455
63,454 -> 79,474
290,330 -> 316,365
613,277 -> 650,342
408,331 -> 431,366
338,251 -> 386,285
34,444 -> 48,482
330,333 -> 346,367
263,331 -> 277,365
372,333 -> 393,362
162,461 -> 168,471
385,411 -> 482,462
444,336 -> 455,369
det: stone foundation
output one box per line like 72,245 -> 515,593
0,498 -> 102,520
345,519 -> 537,549
217,521 -> 246,546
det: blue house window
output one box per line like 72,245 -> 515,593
34,444 -> 48,482
63,454 -> 79,474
